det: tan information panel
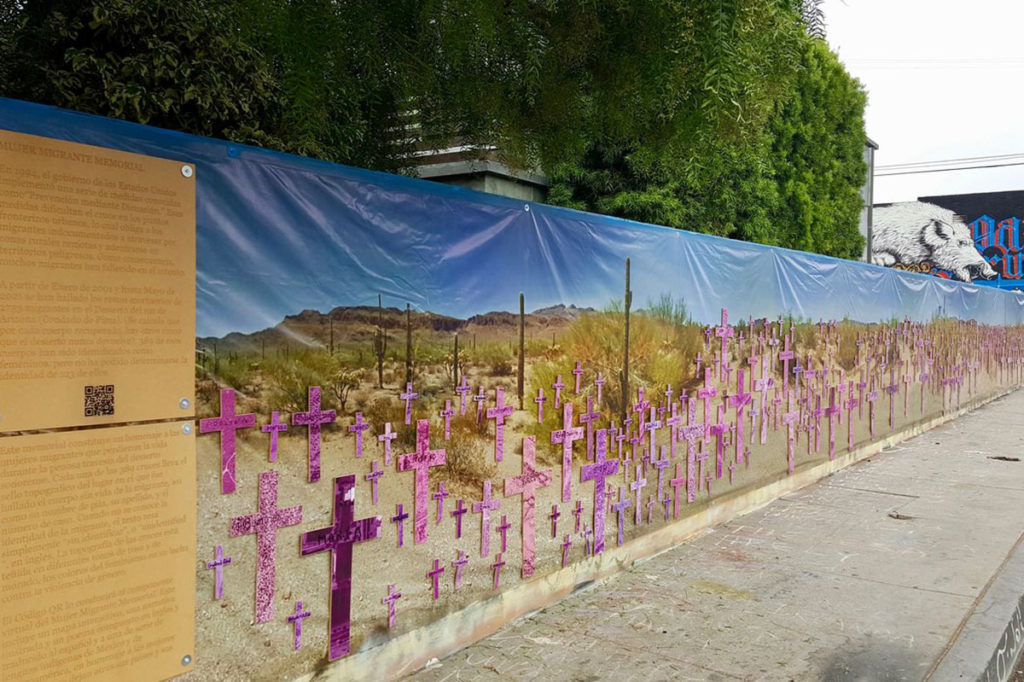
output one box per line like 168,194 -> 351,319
0,129 -> 195,432
0,421 -> 196,681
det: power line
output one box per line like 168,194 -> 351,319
877,152 -> 1024,171
876,161 -> 1024,177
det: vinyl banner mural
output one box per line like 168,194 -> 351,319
4,97 -> 1024,681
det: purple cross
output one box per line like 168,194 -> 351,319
824,387 -> 841,460
903,366 -> 913,418
391,503 -> 409,547
572,499 -> 584,533
364,460 -> 384,505
708,405 -> 729,479
261,411 -> 287,463
679,400 -> 704,504
397,420 -> 446,544
473,480 -> 501,557
452,549 -> 469,589
200,388 -> 256,494
697,368 -> 718,439
595,372 -> 606,404
612,487 -> 630,546
473,385 -> 488,423
400,382 -> 419,425
561,534 -> 572,567
535,387 -> 547,422
549,504 -> 561,538
455,377 -> 472,415
378,422 -> 397,465
630,466 -> 647,525
646,495 -> 656,524
382,584 -> 402,629
299,475 -> 380,661
230,470 -> 302,623
633,386 -> 651,432
704,326 -> 714,348
582,525 -> 594,556
349,412 -> 370,458
580,429 -> 619,555
205,545 -> 231,600
885,369 -> 899,429
844,380 -> 859,451
451,499 -> 467,538
287,601 -> 311,650
487,387 -> 514,462
427,559 -> 445,600
497,514 -> 511,553
579,396 -> 601,460
552,375 -> 565,409
440,400 -> 455,440
661,494 -> 672,520
781,393 -> 799,474
645,405 -> 663,456
669,463 -> 685,518
729,370 -> 753,463
292,386 -> 337,483
665,403 -> 682,460
505,436 -> 552,577
715,308 -> 734,381
866,383 -> 879,437
811,395 -> 824,454
551,402 -> 584,502
778,334 -> 795,396
572,360 -> 585,393
491,553 -> 505,589
652,447 -> 671,501
433,482 -> 449,524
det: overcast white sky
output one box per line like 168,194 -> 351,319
824,0 -> 1024,203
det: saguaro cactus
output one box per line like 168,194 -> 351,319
453,333 -> 460,390
620,258 -> 632,422
374,294 -> 387,388
405,303 -> 413,384
518,293 -> 526,409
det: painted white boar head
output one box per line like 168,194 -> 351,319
872,202 -> 997,282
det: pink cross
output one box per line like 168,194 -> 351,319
572,360 -> 585,393
644,405 -> 662,456
200,388 -> 255,494
473,480 -> 501,557
397,420 -> 446,544
572,499 -> 584,533
561,534 -> 572,567
400,382 -> 418,425
427,559 -> 445,600
487,387 -> 514,462
709,405 -> 729,479
781,393 -> 799,474
391,503 -> 409,546
669,463 -> 685,519
579,396 -> 601,460
715,308 -> 734,381
551,402 -> 584,502
491,553 -> 505,589
452,549 -> 469,589
433,482 -> 449,524
382,584 -> 402,629
595,372 -> 606,404
364,460 -> 384,504
205,545 -> 231,600
633,387 -> 651,432
349,412 -> 370,458
651,446 -> 671,501
504,436 -> 552,577
580,429 -> 619,555
824,387 -> 841,460
378,422 -> 397,465
778,334 -> 795,396
844,380 -> 859,451
552,375 -> 565,409
231,470 -> 302,623
451,499 -> 467,538
455,377 -> 472,415
613,487 -> 631,546
261,411 -> 287,463
697,368 -> 718,439
630,465 -> 646,525
292,386 -> 336,483
728,370 -> 753,463
287,601 -> 311,650
440,400 -> 455,440
473,386 -> 488,422
535,387 -> 546,422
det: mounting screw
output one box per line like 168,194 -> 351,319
182,423 -> 193,435
181,654 -> 192,666
181,165 -> 193,178
179,397 -> 191,410
524,204 -> 530,211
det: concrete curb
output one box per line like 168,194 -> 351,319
297,387 -> 1020,682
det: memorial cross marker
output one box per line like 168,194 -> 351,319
580,429 -> 619,555
487,387 -> 514,462
288,601 -> 311,649
397,420 -> 446,544
473,480 -> 502,557
292,386 -> 337,483
551,402 -> 584,502
505,436 -> 552,576
349,412 -> 370,457
201,388 -> 256,494
206,545 -> 231,600
400,382 -> 419,425
261,411 -> 287,463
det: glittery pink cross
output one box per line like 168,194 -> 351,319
473,480 -> 501,557
364,460 -> 383,504
440,400 -> 455,440
349,412 -> 370,458
455,377 -> 472,415
400,382 -> 418,425
551,402 -> 583,502
487,387 -> 514,462
378,422 -> 397,465
580,429 -> 618,555
572,361 -> 584,393
292,386 -> 336,483
261,411 -> 287,463
200,389 -> 255,494
397,420 -> 446,544
504,436 -> 552,577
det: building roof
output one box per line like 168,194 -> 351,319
917,190 -> 1024,221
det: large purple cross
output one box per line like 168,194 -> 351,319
612,487 -> 630,546
230,470 -> 302,623
452,549 -> 469,589
473,480 -> 501,557
382,584 -> 402,629
455,377 -> 472,415
505,436 -> 552,577
261,411 -> 287,463
630,465 -> 647,525
201,388 -> 256,494
551,402 -> 584,502
427,559 -> 445,600
391,503 -> 409,546
292,386 -> 337,483
287,601 -> 311,650
579,396 -> 600,461
433,481 -> 449,524
572,360 -> 585,393
349,412 -> 370,458
205,545 -> 231,600
364,460 -> 384,504
451,499 -> 467,538
300,474 -> 381,661
400,382 -> 419,425
397,420 -> 446,544
378,422 -> 397,465
487,387 -> 514,462
715,308 -> 734,381
580,429 -> 619,555
440,400 -> 455,440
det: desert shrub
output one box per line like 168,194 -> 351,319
435,419 -> 497,497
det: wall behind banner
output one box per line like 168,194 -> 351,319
4,97 -> 1024,682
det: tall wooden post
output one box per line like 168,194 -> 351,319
620,258 -> 632,422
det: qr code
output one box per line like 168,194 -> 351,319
84,385 -> 115,417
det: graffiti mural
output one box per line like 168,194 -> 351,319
972,215 -> 1024,286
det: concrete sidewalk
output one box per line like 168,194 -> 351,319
410,390 -> 1024,682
